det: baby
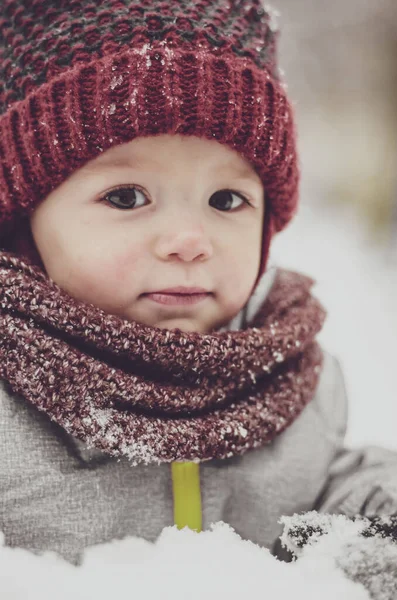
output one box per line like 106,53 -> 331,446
29,133 -> 265,335
0,0 -> 396,569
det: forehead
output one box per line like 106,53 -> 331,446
84,134 -> 261,181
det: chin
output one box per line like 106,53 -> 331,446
155,318 -> 208,334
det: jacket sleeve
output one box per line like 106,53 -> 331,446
313,356 -> 397,517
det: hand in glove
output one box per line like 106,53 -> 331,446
279,511 -> 397,600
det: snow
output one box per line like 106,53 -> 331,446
271,202 -> 397,451
0,516 -> 377,600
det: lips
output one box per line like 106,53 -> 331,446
149,287 -> 210,294
141,287 -> 212,306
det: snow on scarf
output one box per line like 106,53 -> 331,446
0,251 -> 326,465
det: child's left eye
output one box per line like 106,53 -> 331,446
209,190 -> 252,212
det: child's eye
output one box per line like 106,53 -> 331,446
99,185 -> 148,210
209,190 -> 252,212
99,186 -> 252,211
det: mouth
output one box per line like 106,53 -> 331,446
141,287 -> 212,306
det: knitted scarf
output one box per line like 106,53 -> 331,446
0,251 -> 326,465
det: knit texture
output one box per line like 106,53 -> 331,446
0,0 -> 299,274
0,250 -> 325,464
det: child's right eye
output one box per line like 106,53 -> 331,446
99,185 -> 149,210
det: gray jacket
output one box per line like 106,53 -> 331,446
1,349 -> 397,565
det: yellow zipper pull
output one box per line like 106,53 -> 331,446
171,461 -> 202,532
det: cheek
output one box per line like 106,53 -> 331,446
44,228 -> 145,304
219,233 -> 261,311
97,245 -> 144,285
229,225 -> 261,278
70,244 -> 146,300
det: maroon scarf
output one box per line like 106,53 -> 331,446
0,251 -> 326,465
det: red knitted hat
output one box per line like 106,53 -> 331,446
0,0 -> 299,280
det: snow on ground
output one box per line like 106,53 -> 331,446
271,202 -> 397,451
0,515 -> 379,600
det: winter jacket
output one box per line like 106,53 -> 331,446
1,346 -> 397,566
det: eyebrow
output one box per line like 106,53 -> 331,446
140,158 -> 259,182
89,156 -> 262,187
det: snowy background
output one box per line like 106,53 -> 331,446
270,0 -> 397,452
272,204 -> 397,452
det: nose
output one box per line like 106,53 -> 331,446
154,224 -> 213,263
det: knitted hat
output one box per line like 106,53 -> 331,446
0,0 -> 299,280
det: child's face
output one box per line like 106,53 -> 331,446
30,134 -> 264,333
